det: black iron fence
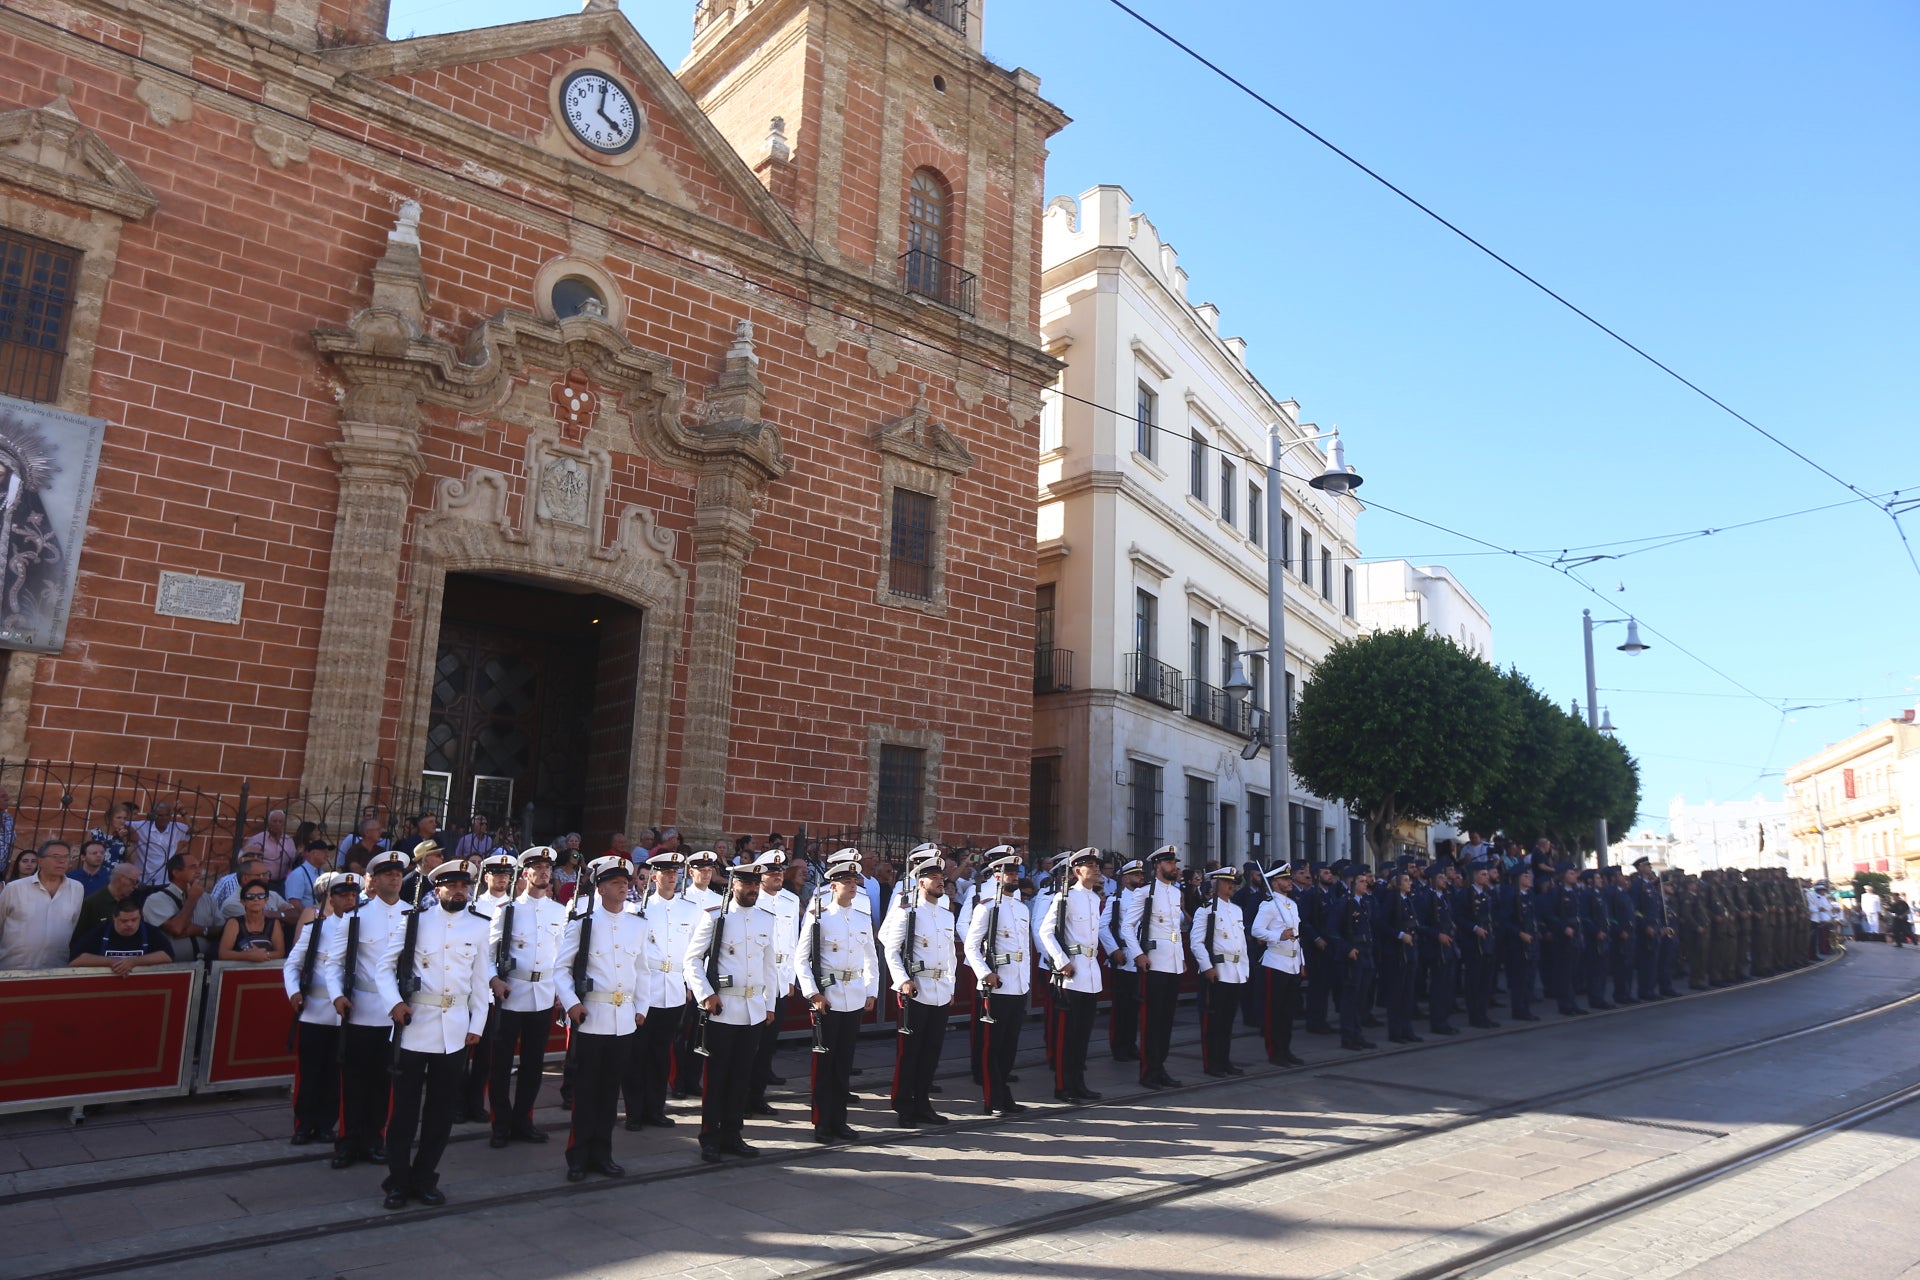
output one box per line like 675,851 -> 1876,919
1033,646 -> 1074,693
900,248 -> 978,315
1126,652 -> 1183,708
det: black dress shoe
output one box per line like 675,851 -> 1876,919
566,1166 -> 588,1182
644,1113 -> 675,1128
927,1084 -> 943,1094
1055,1090 -> 1077,1103
993,1103 -> 1028,1117
592,1161 -> 625,1177
511,1126 -> 550,1144
1158,1075 -> 1185,1089
1431,1025 -> 1459,1035
291,1128 -> 314,1146
766,1074 -> 787,1086
1225,1065 -> 1245,1076
849,1066 -> 865,1075
1204,1067 -> 1228,1078
700,1145 -> 723,1163
1284,1054 -> 1307,1066
832,1123 -> 858,1140
1590,1003 -> 1615,1011
896,1113 -> 919,1128
719,1140 -> 759,1158
1402,1034 -> 1424,1043
330,1151 -> 357,1170
1006,1073 -> 1020,1083
1140,1075 -> 1165,1090
1341,1039 -> 1368,1050
624,1119 -> 647,1131
1074,1088 -> 1102,1101
417,1187 -> 446,1207
383,1189 -> 410,1210
489,1132 -> 510,1148
749,1101 -> 777,1118
812,1128 -> 837,1144
368,1144 -> 387,1163
914,1109 -> 949,1126
842,1091 -> 859,1105
1514,1014 -> 1540,1022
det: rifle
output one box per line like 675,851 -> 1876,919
563,887 -> 594,1075
335,905 -> 362,1067
1051,863 -> 1072,992
807,886 -> 829,1054
979,872 -> 1001,1025
388,903 -> 423,1076
695,888 -> 731,1057
896,866 -> 918,1036
285,910 -> 325,1053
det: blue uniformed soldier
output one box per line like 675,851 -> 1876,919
1329,863 -> 1377,1050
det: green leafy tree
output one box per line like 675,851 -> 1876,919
1290,628 -> 1513,863
1459,668 -> 1574,841
1542,716 -> 1643,853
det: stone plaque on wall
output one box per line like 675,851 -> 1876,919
535,453 -> 591,527
155,571 -> 245,625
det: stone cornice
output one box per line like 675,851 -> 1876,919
0,100 -> 159,220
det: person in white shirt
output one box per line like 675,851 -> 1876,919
1099,857 -> 1147,1064
879,849 -> 958,1127
1191,867 -> 1251,1078
1123,844 -> 1188,1089
486,847 -> 565,1148
748,850 -> 802,1116
670,850 -> 725,1098
284,872 -> 360,1145
0,840 -> 83,970
1040,846 -> 1107,1104
240,809 -> 300,888
378,859 -> 492,1210
966,848 -> 1032,1117
129,803 -> 190,885
685,863 -> 779,1162
555,855 -> 650,1183
1862,886 -> 1884,938
1249,864 -> 1306,1067
796,850 -> 877,1144
625,849 -> 701,1130
323,848 -> 412,1170
460,852 -> 518,1123
1026,856 -> 1057,1074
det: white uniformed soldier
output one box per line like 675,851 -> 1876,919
626,848 -> 701,1130
323,848 -> 412,1169
671,849 -> 725,1099
965,848 -> 1031,1117
1191,866 -> 1251,1078
284,871 -> 359,1145
879,851 -> 958,1127
1122,843 -> 1188,1089
461,851 -> 518,1120
749,849 -> 801,1116
795,850 -> 878,1144
684,863 -> 779,1163
485,846 -> 565,1147
554,855 -> 649,1182
1041,847 -> 1107,1104
1099,858 -> 1146,1063
1249,862 -> 1306,1067
380,859 -> 493,1209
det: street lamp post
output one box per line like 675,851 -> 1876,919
1227,425 -> 1362,870
1581,610 -> 1647,868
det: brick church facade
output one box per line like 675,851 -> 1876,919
0,0 -> 1066,849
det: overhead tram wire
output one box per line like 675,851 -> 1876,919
1099,0 -> 1916,576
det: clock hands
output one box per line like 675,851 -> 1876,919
596,83 -> 621,133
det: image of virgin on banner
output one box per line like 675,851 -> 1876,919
0,394 -> 104,654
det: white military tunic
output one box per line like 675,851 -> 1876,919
878,897 -> 958,1008
639,891 -> 704,1011
685,901 -> 779,1025
1122,880 -> 1188,975
1250,893 -> 1304,975
763,886 -> 801,991
488,892 -> 567,1013
1041,886 -> 1105,995
323,896 -> 410,1028
553,905 -> 649,1037
387,905 -> 493,1054
1098,890 -> 1136,974
965,889 -> 1032,997
795,896 -> 878,1013
1190,898 -> 1251,984
283,914 -> 344,1026
471,890 -> 513,919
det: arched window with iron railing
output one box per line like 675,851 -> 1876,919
901,168 -> 976,314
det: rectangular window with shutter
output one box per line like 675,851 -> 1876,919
1128,760 -> 1164,858
877,745 -> 925,838
0,229 -> 78,404
1249,483 -> 1263,545
1344,565 -> 1355,618
1219,458 -> 1236,523
1190,432 -> 1207,500
1187,776 -> 1214,866
1136,382 -> 1157,459
888,488 -> 936,600
1281,512 -> 1292,571
1321,548 -> 1333,600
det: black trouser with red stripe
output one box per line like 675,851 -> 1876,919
338,1023 -> 391,1159
699,1019 -> 757,1149
1139,970 -> 1180,1081
489,1008 -> 551,1137
384,1048 -> 462,1195
981,990 -> 1025,1111
565,1030 -> 625,1172
1107,966 -> 1140,1060
461,1005 -> 495,1118
625,1001 -> 683,1124
811,1008 -> 860,1133
1055,987 -> 1096,1095
1200,976 -> 1240,1072
892,999 -> 949,1119
749,989 -> 790,1104
1262,968 -> 1300,1061
292,1021 -> 339,1135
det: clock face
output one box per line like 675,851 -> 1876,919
559,70 -> 640,156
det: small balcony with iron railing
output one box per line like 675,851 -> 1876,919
905,0 -> 968,35
1186,679 -> 1261,737
1126,652 -> 1183,709
1034,646 -> 1074,694
900,248 -> 978,316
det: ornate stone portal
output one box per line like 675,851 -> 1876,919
305,206 -> 789,840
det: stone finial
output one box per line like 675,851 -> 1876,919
578,295 -> 608,320
45,76 -> 78,120
727,319 -> 756,363
766,116 -> 790,163
390,198 -> 422,248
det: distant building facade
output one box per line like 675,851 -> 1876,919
1355,560 -> 1492,661
1785,714 -> 1920,892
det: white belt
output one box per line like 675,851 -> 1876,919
775,953 -> 789,965
824,968 -> 860,985
1216,952 -> 1244,965
506,966 -> 548,981
409,992 -> 459,1010
720,985 -> 765,1000
584,990 -> 633,1006
1066,944 -> 1093,957
990,950 -> 1025,966
913,967 -> 949,982
303,984 -> 328,998
651,958 -> 675,973
352,976 -> 380,993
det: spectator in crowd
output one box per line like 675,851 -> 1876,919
90,802 -> 138,866
131,801 -> 192,885
5,847 -> 36,881
396,811 -> 438,857
607,831 -> 633,861
340,814 -> 389,866
0,840 -> 84,969
453,814 -> 497,861
67,838 -> 115,896
730,834 -> 754,864
285,840 -> 335,911
241,809 -> 300,889
217,884 -> 287,962
211,854 -> 269,913
70,898 -> 173,974
551,843 -> 581,905
400,838 -> 445,905
145,852 -> 217,962
1891,895 -> 1913,949
72,859 -> 144,940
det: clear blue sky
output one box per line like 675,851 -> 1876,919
388,0 -> 1919,832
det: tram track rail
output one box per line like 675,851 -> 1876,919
3,948 -> 1889,1280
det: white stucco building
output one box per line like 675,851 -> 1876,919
1785,714 -> 1920,894
1355,561 -> 1492,661
1029,186 -> 1364,867
1666,795 -> 1790,875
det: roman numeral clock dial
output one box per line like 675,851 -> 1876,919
559,70 -> 639,156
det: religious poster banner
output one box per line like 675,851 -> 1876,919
0,393 -> 106,654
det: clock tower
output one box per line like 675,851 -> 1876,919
679,0 -> 1067,337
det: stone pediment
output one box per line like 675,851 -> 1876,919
874,388 -> 974,477
0,93 -> 159,221
326,11 -> 810,255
